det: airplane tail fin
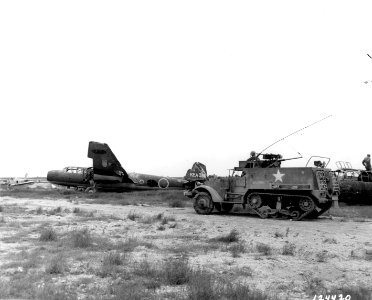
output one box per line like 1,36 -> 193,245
87,141 -> 129,179
184,162 -> 207,182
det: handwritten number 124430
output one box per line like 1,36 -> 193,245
313,295 -> 351,300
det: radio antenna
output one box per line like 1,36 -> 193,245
257,115 -> 332,156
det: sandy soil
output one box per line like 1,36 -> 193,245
0,195 -> 371,299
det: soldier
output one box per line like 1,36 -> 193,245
248,151 -> 257,160
362,154 -> 371,171
246,151 -> 261,168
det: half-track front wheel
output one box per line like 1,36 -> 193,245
194,192 -> 214,215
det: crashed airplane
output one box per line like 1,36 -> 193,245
0,174 -> 35,189
47,141 -> 207,192
334,161 -> 372,204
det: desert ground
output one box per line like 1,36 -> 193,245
0,185 -> 371,300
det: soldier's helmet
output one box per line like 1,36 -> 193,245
250,151 -> 256,157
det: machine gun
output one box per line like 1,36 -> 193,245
261,153 -> 303,168
242,153 -> 303,169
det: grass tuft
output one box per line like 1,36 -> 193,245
73,207 -> 81,214
104,252 -> 123,266
274,231 -> 284,238
187,268 -> 215,300
155,213 -> 164,220
163,255 -> 191,285
116,237 -> 154,252
97,252 -> 124,277
323,238 -> 337,244
39,227 -> 58,242
316,250 -> 328,262
157,225 -> 166,231
70,228 -> 92,248
303,273 -> 326,295
220,282 -> 270,300
211,229 -> 240,243
256,243 -> 272,255
132,259 -> 159,278
188,270 -> 270,300
282,243 -> 296,256
111,282 -> 152,300
228,242 -> 246,258
36,283 -> 77,300
131,256 -> 192,286
235,266 -> 253,277
48,206 -> 63,215
127,211 -> 141,221
161,217 -> 169,225
139,215 -> 157,224
169,222 -> 177,229
46,254 -> 67,274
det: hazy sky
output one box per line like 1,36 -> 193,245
0,0 -> 371,178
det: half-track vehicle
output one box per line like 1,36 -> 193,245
184,154 -> 339,220
334,161 -> 372,204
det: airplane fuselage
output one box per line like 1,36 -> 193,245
46,141 -> 207,193
47,167 -> 186,191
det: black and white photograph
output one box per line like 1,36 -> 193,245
0,1 -> 371,299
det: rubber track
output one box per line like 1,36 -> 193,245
246,192 -> 330,221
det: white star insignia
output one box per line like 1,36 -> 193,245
273,170 -> 285,182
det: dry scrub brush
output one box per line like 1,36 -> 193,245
210,228 -> 240,243
97,251 -> 124,278
70,228 -> 92,248
115,237 -> 155,252
39,227 -> 58,242
256,243 -> 272,256
282,243 -> 296,256
46,254 -> 67,274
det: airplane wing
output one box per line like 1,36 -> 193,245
9,181 -> 35,187
87,141 -> 130,180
